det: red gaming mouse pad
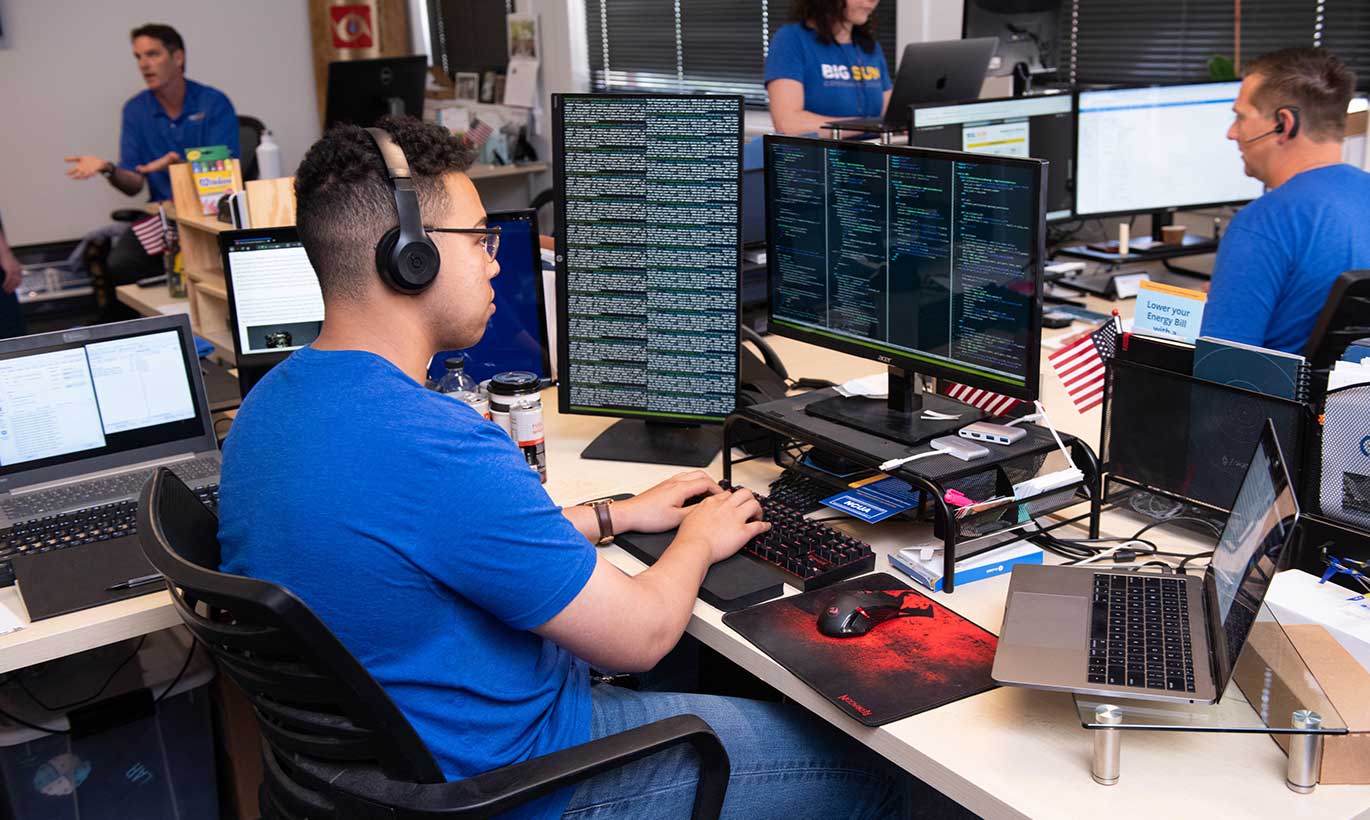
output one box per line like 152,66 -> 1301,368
721,573 -> 997,726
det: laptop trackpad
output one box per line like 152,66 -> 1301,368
1002,592 -> 1087,649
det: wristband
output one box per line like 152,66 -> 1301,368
99,161 -> 116,178
588,499 -> 614,545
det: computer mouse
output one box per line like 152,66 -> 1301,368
816,590 -> 934,638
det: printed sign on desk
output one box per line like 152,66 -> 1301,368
1132,280 -> 1206,343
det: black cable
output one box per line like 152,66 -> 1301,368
153,640 -> 197,704
11,635 -> 147,713
1131,515 -> 1223,540
1177,551 -> 1215,575
0,701 -> 70,735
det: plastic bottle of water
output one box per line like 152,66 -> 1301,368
255,130 -> 282,180
434,356 -> 490,419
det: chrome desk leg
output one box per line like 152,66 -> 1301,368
829,126 -> 841,140
1287,710 -> 1323,794
880,131 -> 892,145
1092,704 -> 1122,786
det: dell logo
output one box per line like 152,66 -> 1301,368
380,67 -> 393,85
935,75 -> 948,90
62,329 -> 91,342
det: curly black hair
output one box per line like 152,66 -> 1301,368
294,116 -> 475,301
792,0 -> 878,53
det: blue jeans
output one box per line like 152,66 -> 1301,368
562,685 -> 906,819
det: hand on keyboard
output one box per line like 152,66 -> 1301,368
675,484 -> 770,564
611,470 -> 727,534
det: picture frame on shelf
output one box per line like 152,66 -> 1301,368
479,69 -> 498,104
454,72 -> 479,102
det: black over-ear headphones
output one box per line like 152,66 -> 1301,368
1244,105 -> 1302,143
364,127 -> 441,293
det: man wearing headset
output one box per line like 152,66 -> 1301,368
1201,48 -> 1370,354
216,117 -> 906,820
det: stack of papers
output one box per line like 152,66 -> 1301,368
834,373 -> 887,399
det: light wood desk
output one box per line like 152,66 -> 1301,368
6,280 -> 1366,817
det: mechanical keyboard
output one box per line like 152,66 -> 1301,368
0,485 -> 219,588
766,470 -> 834,514
613,481 -> 875,611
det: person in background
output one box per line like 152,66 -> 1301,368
1202,47 -> 1370,354
64,23 -> 239,285
0,215 -> 23,339
766,0 -> 892,135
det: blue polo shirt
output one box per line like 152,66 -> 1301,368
765,23 -> 891,120
218,346 -> 596,820
118,79 -> 239,202
1201,164 -> 1370,354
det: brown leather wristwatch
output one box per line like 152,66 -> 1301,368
588,499 -> 614,545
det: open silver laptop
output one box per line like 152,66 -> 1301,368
0,315 -> 220,577
993,421 -> 1298,704
828,37 -> 999,133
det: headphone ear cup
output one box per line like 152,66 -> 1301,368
375,227 -> 402,288
392,238 -> 441,292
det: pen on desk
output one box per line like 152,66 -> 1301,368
105,573 -> 164,591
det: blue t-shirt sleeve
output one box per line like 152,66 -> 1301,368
206,91 -> 241,158
117,100 -> 142,172
1200,225 -> 1287,346
765,26 -> 807,84
417,422 -> 597,631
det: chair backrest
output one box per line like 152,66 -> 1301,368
136,468 -> 445,792
238,115 -> 267,182
1303,270 -> 1370,400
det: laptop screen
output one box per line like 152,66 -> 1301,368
426,209 -> 551,384
0,318 -> 206,476
1205,422 -> 1300,685
222,229 -> 324,356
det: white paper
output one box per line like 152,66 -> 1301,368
507,12 -> 540,61
0,599 -> 24,636
834,372 -> 888,398
438,106 -> 471,134
1266,569 -> 1370,673
503,58 -> 539,109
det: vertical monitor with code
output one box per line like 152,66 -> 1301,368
554,94 -> 742,423
765,136 -> 1045,399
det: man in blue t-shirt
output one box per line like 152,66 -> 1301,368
766,0 -> 892,134
218,117 -> 907,819
64,24 -> 239,284
1201,48 -> 1370,354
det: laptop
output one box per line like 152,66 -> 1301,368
826,37 -> 999,133
0,314 -> 221,583
220,226 -> 326,397
992,420 -> 1299,704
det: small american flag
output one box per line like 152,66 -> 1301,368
131,214 -> 166,256
1049,315 -> 1122,413
941,382 -> 1024,417
465,118 -> 493,149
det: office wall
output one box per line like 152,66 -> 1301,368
0,1 -> 320,245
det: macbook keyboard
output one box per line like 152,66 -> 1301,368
1087,573 -> 1195,692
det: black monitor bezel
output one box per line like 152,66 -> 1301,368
908,93 -> 1076,223
220,226 -> 314,380
552,92 -> 745,426
1072,80 -> 1261,219
323,55 -> 428,130
763,134 -> 1046,402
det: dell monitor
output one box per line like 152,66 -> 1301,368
910,94 -> 1075,221
324,56 -> 427,130
1075,82 -> 1264,223
554,93 -> 743,467
220,228 -> 325,396
427,209 -> 552,384
963,0 -> 1059,87
765,135 -> 1045,444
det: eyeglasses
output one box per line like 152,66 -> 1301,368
426,225 -> 501,261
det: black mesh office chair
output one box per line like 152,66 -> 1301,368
237,115 -> 267,182
1303,269 -> 1370,403
137,467 -> 730,819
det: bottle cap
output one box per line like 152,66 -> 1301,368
444,356 -> 465,370
490,370 -> 540,395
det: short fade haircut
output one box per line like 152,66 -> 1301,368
1245,48 -> 1356,143
130,23 -> 184,54
294,116 -> 475,301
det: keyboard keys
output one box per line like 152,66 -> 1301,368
1087,571 -> 1196,691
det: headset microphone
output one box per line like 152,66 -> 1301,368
1243,105 -> 1302,144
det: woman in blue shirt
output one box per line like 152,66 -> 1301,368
766,0 -> 892,134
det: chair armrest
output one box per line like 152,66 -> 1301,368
327,713 -> 729,820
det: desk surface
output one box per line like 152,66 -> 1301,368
10,273 -> 1368,817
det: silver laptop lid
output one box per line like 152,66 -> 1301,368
0,314 -> 217,493
1203,419 -> 1300,695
